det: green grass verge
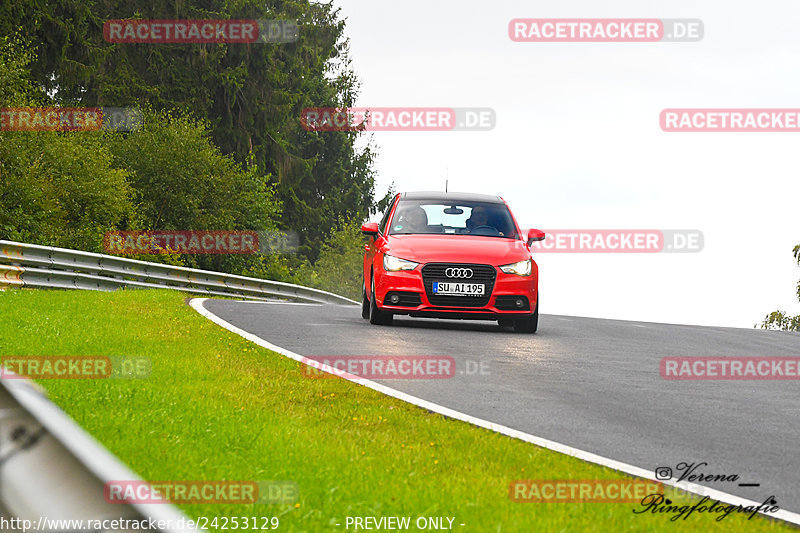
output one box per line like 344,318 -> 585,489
0,289 -> 794,532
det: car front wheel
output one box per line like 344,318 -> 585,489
361,284 -> 370,319
369,274 -> 393,325
513,299 -> 538,333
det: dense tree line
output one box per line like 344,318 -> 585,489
0,0 -> 385,263
0,33 -> 290,279
0,2 -> 388,294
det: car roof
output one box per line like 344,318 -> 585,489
400,191 -> 504,204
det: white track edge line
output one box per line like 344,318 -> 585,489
190,297 -> 800,526
233,301 -> 323,306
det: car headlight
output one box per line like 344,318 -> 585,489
499,258 -> 532,276
383,254 -> 419,272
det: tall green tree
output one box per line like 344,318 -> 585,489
0,34 -> 134,251
106,108 -> 284,275
0,34 -> 286,282
0,0 -> 382,261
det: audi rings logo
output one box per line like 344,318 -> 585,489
445,267 -> 473,279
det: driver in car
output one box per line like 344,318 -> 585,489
469,206 -> 489,227
466,206 -> 503,235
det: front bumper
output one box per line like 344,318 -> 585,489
374,265 -> 537,320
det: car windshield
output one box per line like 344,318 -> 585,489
388,200 -> 519,239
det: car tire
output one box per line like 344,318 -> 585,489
513,299 -> 538,333
361,284 -> 370,319
369,275 -> 393,325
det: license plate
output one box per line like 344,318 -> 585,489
433,282 -> 484,296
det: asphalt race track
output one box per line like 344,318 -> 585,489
201,299 -> 800,514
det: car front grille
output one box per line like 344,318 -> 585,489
421,263 -> 496,307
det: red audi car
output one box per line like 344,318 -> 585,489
361,191 -> 545,333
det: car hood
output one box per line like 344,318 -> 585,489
385,234 -> 531,265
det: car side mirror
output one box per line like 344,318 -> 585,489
361,222 -> 380,236
526,228 -> 545,246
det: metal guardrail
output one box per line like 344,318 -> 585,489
0,240 -> 357,305
1,374 -> 192,532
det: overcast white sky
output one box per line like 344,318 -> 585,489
332,0 -> 800,328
